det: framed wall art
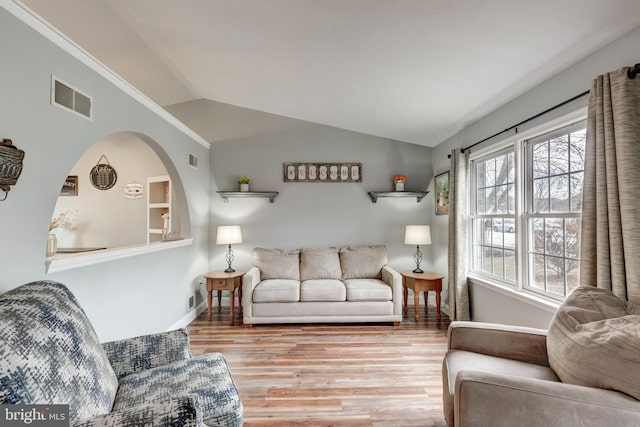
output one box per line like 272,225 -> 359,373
435,171 -> 449,215
60,175 -> 78,196
283,162 -> 362,183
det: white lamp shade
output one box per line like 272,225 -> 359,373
216,225 -> 243,245
404,225 -> 431,245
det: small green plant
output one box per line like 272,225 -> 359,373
238,176 -> 251,184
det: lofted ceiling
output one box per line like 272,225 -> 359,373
21,0 -> 640,146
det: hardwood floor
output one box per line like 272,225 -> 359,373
188,306 -> 451,427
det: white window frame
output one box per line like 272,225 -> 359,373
523,121 -> 586,300
469,146 -> 518,287
467,107 -> 587,305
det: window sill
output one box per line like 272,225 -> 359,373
467,273 -> 560,314
46,238 -> 193,273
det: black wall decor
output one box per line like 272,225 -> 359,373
89,154 -> 117,190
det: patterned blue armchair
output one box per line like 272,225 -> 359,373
0,281 -> 243,426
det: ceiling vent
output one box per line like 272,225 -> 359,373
188,153 -> 199,168
51,76 -> 92,120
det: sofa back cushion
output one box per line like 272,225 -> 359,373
339,245 -> 387,279
0,281 -> 119,421
253,248 -> 300,280
300,247 -> 342,280
547,286 -> 640,400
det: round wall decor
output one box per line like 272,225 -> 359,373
90,154 -> 117,190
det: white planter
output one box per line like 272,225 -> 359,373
240,183 -> 250,192
395,182 -> 405,191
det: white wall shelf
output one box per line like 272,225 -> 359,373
217,191 -> 278,203
148,175 -> 171,243
368,191 -> 429,203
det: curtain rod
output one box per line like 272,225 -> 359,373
447,61 -> 640,159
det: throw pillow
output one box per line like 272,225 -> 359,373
339,245 -> 387,279
300,247 -> 342,280
252,248 -> 300,280
547,286 -> 640,400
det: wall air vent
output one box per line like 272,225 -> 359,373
51,76 -> 92,120
188,153 -> 199,168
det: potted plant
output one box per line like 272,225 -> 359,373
238,175 -> 251,192
393,175 -> 406,191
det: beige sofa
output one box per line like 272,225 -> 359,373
242,245 -> 402,327
442,286 -> 640,427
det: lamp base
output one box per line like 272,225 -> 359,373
224,267 -> 236,273
412,267 -> 424,274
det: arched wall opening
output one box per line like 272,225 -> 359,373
49,131 -> 191,253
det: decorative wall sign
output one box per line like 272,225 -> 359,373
60,175 -> 78,196
89,154 -> 117,190
124,182 -> 144,199
283,162 -> 362,183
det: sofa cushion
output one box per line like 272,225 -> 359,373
300,279 -> 346,302
344,279 -> 392,301
300,247 -> 342,280
113,353 -> 243,426
253,279 -> 300,303
339,245 -> 387,279
0,281 -> 119,421
253,248 -> 300,280
547,286 -> 640,400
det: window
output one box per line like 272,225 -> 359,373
470,120 -> 586,300
526,124 -> 585,298
471,149 -> 516,283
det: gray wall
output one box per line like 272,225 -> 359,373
431,25 -> 640,328
208,119 -> 435,277
0,6 -> 210,342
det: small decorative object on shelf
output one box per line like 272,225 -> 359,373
46,234 -> 57,257
161,212 -> 170,239
47,209 -> 78,256
394,175 -> 407,191
238,176 -> 251,192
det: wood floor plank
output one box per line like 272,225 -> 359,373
188,305 -> 450,426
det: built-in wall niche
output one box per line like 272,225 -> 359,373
48,132 -> 187,260
147,175 -> 172,243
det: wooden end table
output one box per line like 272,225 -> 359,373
401,270 -> 445,321
204,270 -> 245,321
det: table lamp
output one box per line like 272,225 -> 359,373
216,225 -> 242,272
405,225 -> 431,273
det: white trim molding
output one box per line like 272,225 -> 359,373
1,0 -> 210,149
46,238 -> 193,273
468,274 -> 560,314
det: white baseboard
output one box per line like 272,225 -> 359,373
168,301 -> 207,331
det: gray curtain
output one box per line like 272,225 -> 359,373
447,148 -> 470,320
580,67 -> 640,303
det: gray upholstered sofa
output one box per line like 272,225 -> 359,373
242,245 -> 402,327
0,280 -> 243,426
442,286 -> 640,427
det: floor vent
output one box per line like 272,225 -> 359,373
51,76 -> 92,120
188,153 -> 199,168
